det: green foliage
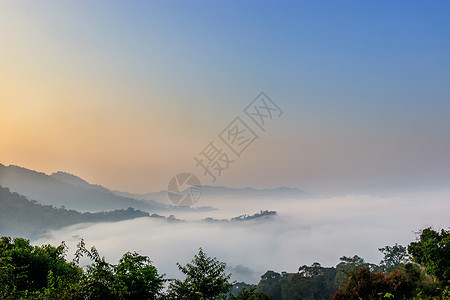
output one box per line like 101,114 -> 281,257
385,266 -> 418,299
408,228 -> 450,285
257,271 -> 283,300
334,255 -> 376,288
72,239 -> 164,299
0,186 -> 150,239
257,264 -> 337,300
231,286 -> 271,300
333,228 -> 450,299
379,243 -> 408,273
0,236 -> 82,299
1,226 -> 450,300
114,252 -> 164,299
167,247 -> 233,300
333,264 -> 437,300
285,263 -> 337,300
230,282 -> 255,297
0,236 -> 165,299
333,267 -> 390,299
75,251 -> 116,298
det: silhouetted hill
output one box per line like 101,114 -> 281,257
50,171 -> 111,194
114,185 -> 311,204
0,164 -> 167,212
201,185 -> 311,198
203,210 -> 277,223
0,185 -> 152,239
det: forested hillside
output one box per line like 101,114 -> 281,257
0,186 -> 150,239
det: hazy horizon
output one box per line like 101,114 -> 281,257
2,1 -> 450,195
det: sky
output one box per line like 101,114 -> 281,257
1,1 -> 450,194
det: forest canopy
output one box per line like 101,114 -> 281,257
0,227 -> 449,299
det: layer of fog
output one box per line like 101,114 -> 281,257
34,190 -> 450,284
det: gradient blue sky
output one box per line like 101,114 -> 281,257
1,1 -> 449,194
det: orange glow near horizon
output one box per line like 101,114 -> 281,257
2,1 -> 450,194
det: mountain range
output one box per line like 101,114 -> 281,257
0,163 -> 310,240
0,163 -> 310,212
0,184 -> 279,240
0,163 -> 169,212
114,185 -> 311,205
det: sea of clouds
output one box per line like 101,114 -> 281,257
34,189 -> 450,284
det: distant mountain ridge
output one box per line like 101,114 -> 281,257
0,163 -> 310,212
50,171 -> 110,194
0,163 -> 168,212
114,185 -> 311,205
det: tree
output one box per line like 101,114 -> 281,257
167,248 -> 233,300
385,265 -> 418,299
72,239 -> 116,299
333,262 -> 440,299
0,236 -> 82,299
408,228 -> 450,285
333,267 -> 389,300
298,262 -> 324,277
378,243 -> 407,273
285,263 -> 337,300
257,271 -> 283,300
73,239 -> 164,299
334,255 -> 376,288
114,252 -> 164,300
231,286 -> 271,300
257,264 -> 338,300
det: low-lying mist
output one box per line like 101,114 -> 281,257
34,190 -> 450,284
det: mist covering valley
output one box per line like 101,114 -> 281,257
37,190 -> 450,284
1,163 -> 449,284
